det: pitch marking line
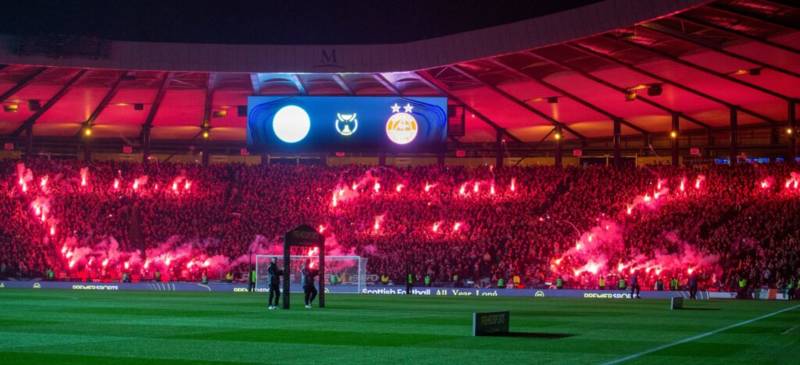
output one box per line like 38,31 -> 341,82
600,303 -> 800,365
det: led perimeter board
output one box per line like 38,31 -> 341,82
247,96 -> 447,152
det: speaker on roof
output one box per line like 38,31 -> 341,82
28,99 -> 41,111
237,105 -> 247,117
134,103 -> 144,111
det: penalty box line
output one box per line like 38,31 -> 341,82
600,303 -> 800,365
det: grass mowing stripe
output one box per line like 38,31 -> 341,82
1,290 -> 795,364
600,303 -> 800,365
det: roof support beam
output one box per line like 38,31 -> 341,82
449,64 -> 587,140
709,4 -> 800,31
416,70 -> 525,144
495,129 -> 504,169
640,23 -> 800,79
730,107 -> 739,164
554,125 -> 563,168
74,71 -> 127,138
332,74 -> 354,95
572,41 -> 781,125
553,45 -> 712,130
609,35 -> 795,103
759,0 -> 800,7
373,74 -> 400,95
675,15 -> 800,55
0,67 -> 46,102
250,73 -> 261,95
613,119 -> 622,167
202,73 -> 217,127
513,53 -> 650,135
141,72 -> 172,136
10,69 -> 87,137
291,74 -> 307,95
141,72 -> 173,162
200,73 -> 216,166
672,113 -> 680,166
789,101 -> 797,164
24,126 -> 33,162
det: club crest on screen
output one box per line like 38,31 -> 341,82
386,103 -> 418,145
335,113 -> 358,136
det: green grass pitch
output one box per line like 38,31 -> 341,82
0,289 -> 797,365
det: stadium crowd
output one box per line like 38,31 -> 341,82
0,158 -> 798,295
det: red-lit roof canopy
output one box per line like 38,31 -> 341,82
0,0 -> 797,152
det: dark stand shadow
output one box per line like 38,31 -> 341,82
679,307 -> 721,311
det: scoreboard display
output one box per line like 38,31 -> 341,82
247,96 -> 447,152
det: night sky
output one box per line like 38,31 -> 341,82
0,0 -> 601,44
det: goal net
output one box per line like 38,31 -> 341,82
254,255 -> 367,294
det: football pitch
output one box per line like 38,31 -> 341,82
0,289 -> 797,365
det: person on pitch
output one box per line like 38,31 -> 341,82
688,272 -> 699,300
267,257 -> 282,310
406,270 -> 415,295
301,260 -> 319,309
629,272 -> 641,299
248,267 -> 257,292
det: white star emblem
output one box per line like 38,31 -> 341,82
391,103 -> 401,113
403,103 -> 414,113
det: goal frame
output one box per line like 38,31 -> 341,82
255,254 -> 366,293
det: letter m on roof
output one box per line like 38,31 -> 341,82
320,49 -> 337,66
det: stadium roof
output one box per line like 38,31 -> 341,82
0,0 -> 797,152
0,0 -> 604,45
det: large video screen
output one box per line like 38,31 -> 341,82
247,96 -> 447,152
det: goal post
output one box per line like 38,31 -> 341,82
255,255 -> 367,294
